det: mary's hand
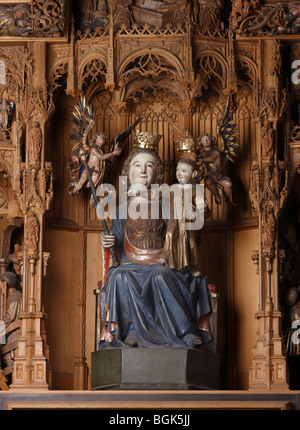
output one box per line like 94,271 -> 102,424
100,232 -> 116,248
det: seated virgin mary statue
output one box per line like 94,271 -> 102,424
98,130 -> 212,349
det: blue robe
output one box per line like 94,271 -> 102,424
99,210 -> 212,349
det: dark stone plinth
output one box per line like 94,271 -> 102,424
91,348 -> 220,390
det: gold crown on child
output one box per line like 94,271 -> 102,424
176,132 -> 196,153
133,129 -> 162,150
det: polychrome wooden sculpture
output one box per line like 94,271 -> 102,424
98,130 -> 213,349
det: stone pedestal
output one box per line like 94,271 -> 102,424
91,348 -> 220,390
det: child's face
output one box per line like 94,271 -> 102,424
176,161 -> 193,185
95,134 -> 106,146
201,136 -> 211,149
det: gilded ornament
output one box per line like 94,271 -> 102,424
132,129 -> 162,150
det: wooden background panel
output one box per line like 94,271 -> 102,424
44,229 -> 80,388
197,228 -> 229,387
234,88 -> 257,224
85,231 -> 103,389
233,227 -> 259,389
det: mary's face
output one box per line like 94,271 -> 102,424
129,152 -> 156,188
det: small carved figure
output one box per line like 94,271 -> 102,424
68,96 -> 141,208
192,0 -> 224,32
261,118 -> 274,158
28,121 -> 42,162
81,0 -> 108,30
159,158 -> 210,275
261,203 -> 276,248
70,131 -> 122,195
0,99 -> 14,129
196,134 -> 235,205
24,211 -> 39,252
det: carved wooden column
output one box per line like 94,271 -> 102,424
180,100 -> 195,138
115,101 -> 130,135
248,39 -> 288,390
72,200 -> 88,391
10,43 -> 54,390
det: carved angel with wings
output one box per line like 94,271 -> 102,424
67,96 -> 141,206
165,96 -> 239,205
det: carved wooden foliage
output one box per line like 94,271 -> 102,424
0,1 -> 65,38
231,1 -> 283,36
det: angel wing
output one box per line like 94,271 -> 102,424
69,95 -> 95,156
217,95 -> 239,162
67,96 -> 95,194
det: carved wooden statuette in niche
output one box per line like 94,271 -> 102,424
191,0 -> 224,32
28,121 -> 42,163
261,202 -> 276,251
261,118 -> 275,159
81,0 -> 108,31
0,99 -> 14,130
24,211 -> 39,253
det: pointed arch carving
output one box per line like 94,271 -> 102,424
237,54 -> 259,90
78,52 -> 108,90
48,57 -> 69,94
116,48 -> 187,102
194,50 -> 228,90
0,159 -> 13,182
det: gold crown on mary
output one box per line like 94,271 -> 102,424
133,129 -> 162,150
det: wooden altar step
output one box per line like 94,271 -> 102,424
0,390 -> 299,410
